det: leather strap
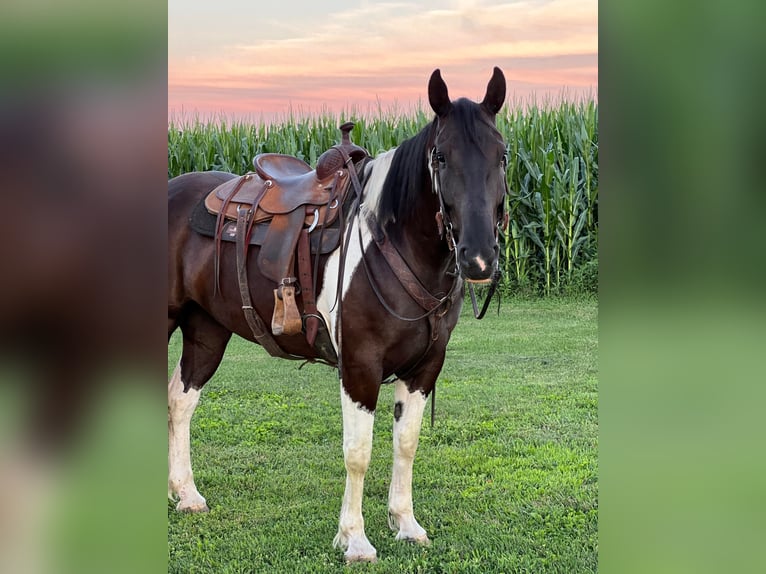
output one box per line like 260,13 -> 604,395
333,155 -> 367,374
375,238 -> 442,312
312,170 -> 341,298
214,174 -> 253,295
298,229 -> 319,346
235,206 -> 292,359
364,209 -> 445,312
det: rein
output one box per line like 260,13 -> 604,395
360,208 -> 460,324
468,269 -> 502,319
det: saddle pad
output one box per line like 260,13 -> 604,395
189,195 -> 341,254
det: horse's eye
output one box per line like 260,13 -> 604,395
436,151 -> 446,164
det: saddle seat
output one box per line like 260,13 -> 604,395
253,153 -> 311,179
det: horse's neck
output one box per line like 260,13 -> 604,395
386,185 -> 454,291
361,143 -> 454,292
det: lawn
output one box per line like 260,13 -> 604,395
167,297 -> 598,573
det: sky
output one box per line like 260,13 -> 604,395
168,0 -> 597,121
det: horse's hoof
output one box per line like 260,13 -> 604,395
345,551 -> 378,564
343,537 -> 378,563
176,500 -> 209,513
398,533 -> 431,546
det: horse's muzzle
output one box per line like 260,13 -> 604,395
457,244 -> 499,282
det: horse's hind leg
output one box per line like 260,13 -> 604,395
168,362 -> 206,511
168,306 -> 231,512
388,378 -> 431,545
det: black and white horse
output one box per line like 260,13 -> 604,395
168,67 -> 508,562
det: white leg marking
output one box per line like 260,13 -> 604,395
333,384 -> 377,562
316,149 -> 397,352
168,361 -> 208,512
388,380 -> 430,544
0,450 -> 55,574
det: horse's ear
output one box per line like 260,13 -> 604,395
428,69 -> 452,118
481,66 -> 506,116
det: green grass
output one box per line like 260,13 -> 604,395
167,297 -> 598,573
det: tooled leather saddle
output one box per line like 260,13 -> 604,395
203,122 -> 369,362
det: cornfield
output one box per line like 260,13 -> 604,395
168,101 -> 598,295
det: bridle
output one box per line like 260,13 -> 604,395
430,146 -> 459,263
429,142 -> 510,319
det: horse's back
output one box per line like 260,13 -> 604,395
169,170 -> 235,202
168,171 -> 237,306
168,170 -> 236,243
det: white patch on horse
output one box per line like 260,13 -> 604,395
333,384 -> 378,562
167,361 -> 208,512
361,148 -> 396,218
474,255 -> 488,272
316,149 -> 397,351
388,380 -> 430,544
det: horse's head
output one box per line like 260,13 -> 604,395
428,67 -> 508,283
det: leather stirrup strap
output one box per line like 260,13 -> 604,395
214,174 -> 253,296
241,185 -> 265,263
298,229 -> 319,347
235,206 -> 292,359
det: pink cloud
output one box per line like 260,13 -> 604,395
168,0 -> 597,121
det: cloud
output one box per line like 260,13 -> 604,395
168,0 -> 597,117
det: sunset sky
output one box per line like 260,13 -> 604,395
168,0 -> 597,121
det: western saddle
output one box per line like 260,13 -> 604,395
203,122 -> 369,362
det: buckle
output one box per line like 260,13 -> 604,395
276,277 -> 301,299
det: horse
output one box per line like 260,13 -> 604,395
168,67 -> 509,562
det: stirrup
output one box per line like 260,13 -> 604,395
271,279 -> 302,336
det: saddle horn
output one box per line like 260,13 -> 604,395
316,122 -> 369,179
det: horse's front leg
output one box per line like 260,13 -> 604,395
388,379 -> 430,544
333,377 -> 380,563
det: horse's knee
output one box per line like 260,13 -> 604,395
344,440 -> 371,473
168,384 -> 200,418
395,429 -> 420,457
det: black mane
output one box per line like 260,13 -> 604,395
376,119 -> 436,229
